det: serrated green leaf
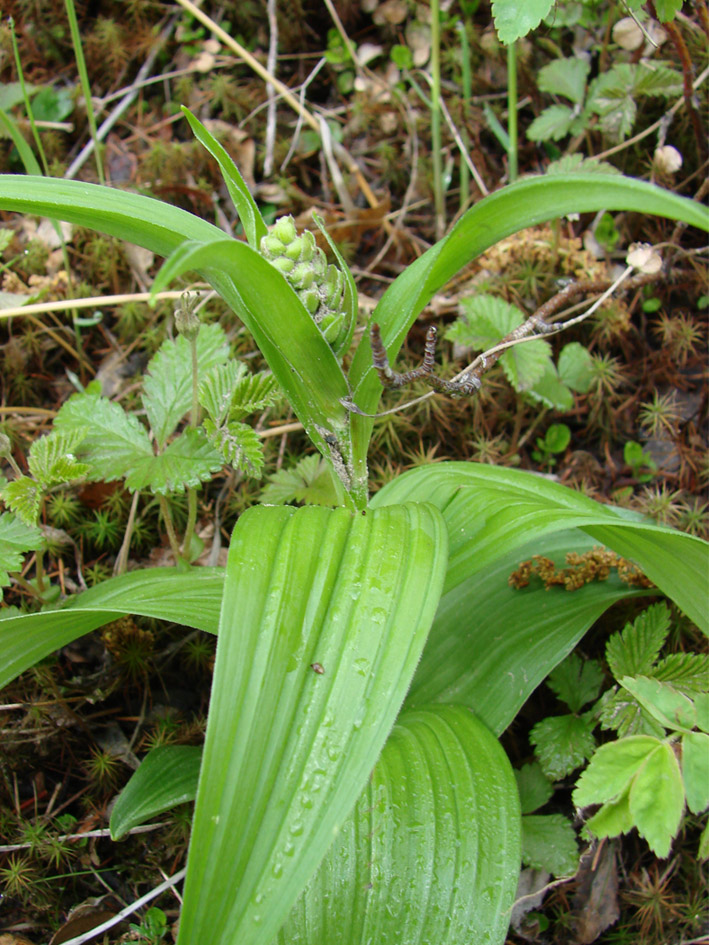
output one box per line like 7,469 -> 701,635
110,746 -> 202,839
54,391 -> 154,486
628,739 -> 684,857
198,360 -> 249,424
547,652 -> 604,712
501,338 -> 552,392
537,57 -> 590,104
531,713 -> 597,779
127,428 -> 223,494
621,675 -> 697,731
682,732 -> 709,814
606,603 -> 670,679
596,686 -> 666,738
522,813 -> 579,876
449,293 -> 523,348
203,419 -> 264,476
176,502 -> 448,945
0,512 -> 43,593
584,786 -> 634,840
492,0 -> 555,43
526,360 -> 574,410
1,476 -> 41,526
694,692 -> 709,733
450,294 -> 552,392
653,652 -> 709,693
547,154 -> 621,175
143,323 -> 230,448
587,68 -> 638,140
229,371 -> 279,421
277,705 -> 521,945
633,62 -> 683,95
28,429 -> 88,486
260,454 -> 346,507
573,735 -> 660,807
558,342 -> 593,393
527,104 -> 579,142
516,761 -> 553,814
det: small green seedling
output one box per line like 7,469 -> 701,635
532,423 -> 571,469
624,440 -> 658,483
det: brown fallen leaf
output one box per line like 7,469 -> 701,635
571,840 -> 620,944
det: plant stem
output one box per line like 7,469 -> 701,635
34,547 -> 46,595
182,488 -> 199,561
64,0 -> 105,183
430,0 -> 444,239
457,20 -> 472,212
647,1 -> 707,160
159,495 -> 182,562
179,334 -> 201,559
114,490 -> 140,576
506,42 -> 518,182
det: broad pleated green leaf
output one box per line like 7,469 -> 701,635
110,745 -> 202,839
177,502 -> 448,945
348,174 -> 709,477
372,462 -> 708,633
407,530 -> 651,734
275,705 -> 520,945
372,462 -> 707,733
0,567 -> 223,689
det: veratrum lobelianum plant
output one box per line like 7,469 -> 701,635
0,106 -> 707,945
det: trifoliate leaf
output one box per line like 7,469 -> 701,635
491,0 -> 555,43
620,676 -> 696,732
522,813 -> 579,876
605,602 -> 670,680
0,511 -> 43,593
515,761 -> 553,814
547,652 -> 604,712
558,342 -> 593,393
574,736 -> 658,806
531,712 -> 597,780
143,322 -> 230,448
527,104 -> 579,142
584,787 -> 634,841
202,419 -> 264,476
537,57 -> 590,105
632,61 -> 683,95
587,70 -> 637,140
259,454 -> 346,507
682,732 -> 709,814
1,477 -> 41,526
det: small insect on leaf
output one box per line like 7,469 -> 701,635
311,662 -> 325,674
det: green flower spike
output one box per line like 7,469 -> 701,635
260,215 -> 352,356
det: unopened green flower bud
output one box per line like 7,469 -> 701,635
271,255 -> 295,275
271,215 -> 297,244
174,293 -> 201,341
290,262 -> 316,289
300,287 -> 320,315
